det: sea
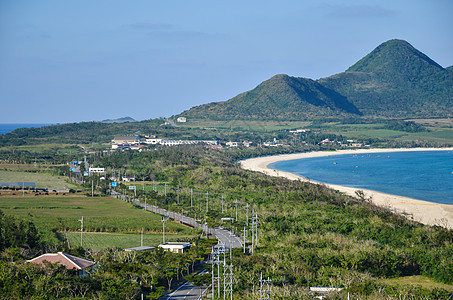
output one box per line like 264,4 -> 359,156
269,150 -> 453,205
0,123 -> 53,135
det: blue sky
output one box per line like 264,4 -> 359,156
1,0 -> 452,123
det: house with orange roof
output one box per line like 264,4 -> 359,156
27,252 -> 96,276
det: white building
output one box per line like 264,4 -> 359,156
145,138 -> 163,145
158,242 -> 191,253
88,167 -> 105,175
111,135 -> 140,145
226,142 -> 238,147
176,117 -> 187,123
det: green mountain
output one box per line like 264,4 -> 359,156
319,39 -> 453,118
180,74 -> 361,120
180,39 -> 453,120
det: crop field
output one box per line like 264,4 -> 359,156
324,125 -> 409,138
0,170 -> 77,189
0,163 -> 52,171
319,122 -> 453,143
64,232 -> 194,250
0,143 -> 84,154
382,275 -> 453,291
0,194 -> 195,243
180,119 -> 312,131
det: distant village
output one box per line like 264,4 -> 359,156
110,117 -> 364,151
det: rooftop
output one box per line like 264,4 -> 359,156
27,252 -> 95,270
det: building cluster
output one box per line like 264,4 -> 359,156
225,141 -> 253,148
111,135 -> 219,150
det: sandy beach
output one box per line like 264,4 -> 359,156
240,148 -> 453,228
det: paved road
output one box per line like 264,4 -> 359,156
166,281 -> 202,300
111,191 -> 245,249
110,191 -> 243,299
212,227 -> 243,249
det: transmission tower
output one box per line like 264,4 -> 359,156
223,264 -> 234,300
211,241 -> 225,299
259,272 -> 271,300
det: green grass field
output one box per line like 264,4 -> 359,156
64,232 -> 194,250
180,119 -> 312,131
0,170 -> 78,189
382,275 -> 453,291
0,143 -> 84,154
0,195 -> 195,244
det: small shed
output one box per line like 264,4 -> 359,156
158,242 -> 192,253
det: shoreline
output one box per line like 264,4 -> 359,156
240,148 -> 453,228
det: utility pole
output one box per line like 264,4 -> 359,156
161,217 -> 166,244
244,203 -> 250,226
91,180 -> 94,197
191,188 -> 193,207
234,200 -> 239,222
164,183 -> 167,197
78,216 -> 84,247
206,191 -> 209,213
221,195 -> 224,213
251,211 -> 258,253
141,229 -> 144,247
134,177 -> 136,198
243,227 -> 247,253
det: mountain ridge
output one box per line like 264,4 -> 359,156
180,39 -> 453,120
184,74 -> 362,120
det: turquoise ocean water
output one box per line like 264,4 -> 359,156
269,150 -> 453,205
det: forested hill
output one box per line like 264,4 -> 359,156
319,39 -> 453,118
180,39 -> 453,120
180,74 -> 362,120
